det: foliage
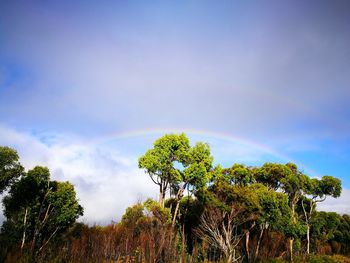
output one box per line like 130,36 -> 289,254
139,133 -> 213,227
1,134 -> 348,262
0,147 -> 83,261
0,146 -> 24,193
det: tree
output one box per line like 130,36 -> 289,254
222,164 -> 255,186
251,184 -> 292,262
280,163 -> 309,261
253,163 -> 291,190
196,178 -> 261,263
301,176 -> 341,254
253,162 -> 308,261
120,199 -> 173,263
311,211 -> 341,253
138,134 -> 213,226
0,146 -> 24,193
171,141 -> 213,226
138,133 -> 190,208
197,205 -> 246,263
1,165 -> 83,255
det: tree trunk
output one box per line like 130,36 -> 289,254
254,226 -> 264,262
172,185 -> 186,227
38,226 -> 59,253
245,231 -> 250,262
172,200 -> 181,227
159,185 -> 165,208
289,198 -> 297,262
306,225 -> 310,254
291,203 -> 296,219
21,207 -> 28,250
289,238 -> 294,262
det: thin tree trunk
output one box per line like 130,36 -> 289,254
159,192 -> 164,208
38,226 -> 59,253
290,238 -> 294,262
172,185 -> 186,227
21,207 -> 28,250
172,200 -> 181,227
306,225 -> 310,254
159,185 -> 164,208
302,198 -> 314,255
254,226 -> 264,262
245,231 -> 250,262
31,230 -> 39,254
290,198 -> 297,262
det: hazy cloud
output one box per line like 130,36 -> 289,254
0,1 -> 349,222
0,1 -> 349,140
0,125 -> 349,224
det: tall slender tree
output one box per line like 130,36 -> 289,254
138,133 -> 190,207
302,176 -> 341,254
138,134 -> 213,226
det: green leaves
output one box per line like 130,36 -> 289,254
47,181 -> 83,227
254,163 -> 292,190
0,146 -> 83,254
222,164 -> 255,186
138,133 -> 190,181
0,146 -> 24,193
318,176 -> 342,198
139,134 -> 213,204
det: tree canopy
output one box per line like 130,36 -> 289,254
0,147 -> 83,257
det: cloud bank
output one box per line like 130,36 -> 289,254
0,125 -> 157,224
0,125 -> 349,224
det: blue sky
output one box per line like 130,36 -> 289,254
0,0 -> 350,224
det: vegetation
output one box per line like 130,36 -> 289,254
0,134 -> 349,262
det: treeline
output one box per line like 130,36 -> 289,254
0,146 -> 83,262
0,134 -> 350,263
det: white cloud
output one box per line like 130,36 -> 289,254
0,125 -> 157,224
317,189 -> 350,215
1,124 -> 349,225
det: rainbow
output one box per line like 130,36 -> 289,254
95,127 -> 287,159
89,127 -> 318,176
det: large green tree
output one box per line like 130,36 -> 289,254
2,166 -> 83,254
0,147 -> 83,257
138,133 -> 191,208
253,162 -> 308,261
251,184 -> 293,262
138,133 -> 213,226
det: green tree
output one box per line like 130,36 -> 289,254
0,146 -> 24,193
2,166 -> 83,255
253,162 -> 308,261
120,199 -> 173,263
301,176 -> 341,254
222,164 -> 255,186
280,163 -> 309,261
138,133 -> 190,208
138,134 -> 213,226
311,211 -> 341,249
251,184 -> 292,262
253,163 -> 291,190
197,179 -> 261,263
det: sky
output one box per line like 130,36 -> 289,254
0,0 -> 350,224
